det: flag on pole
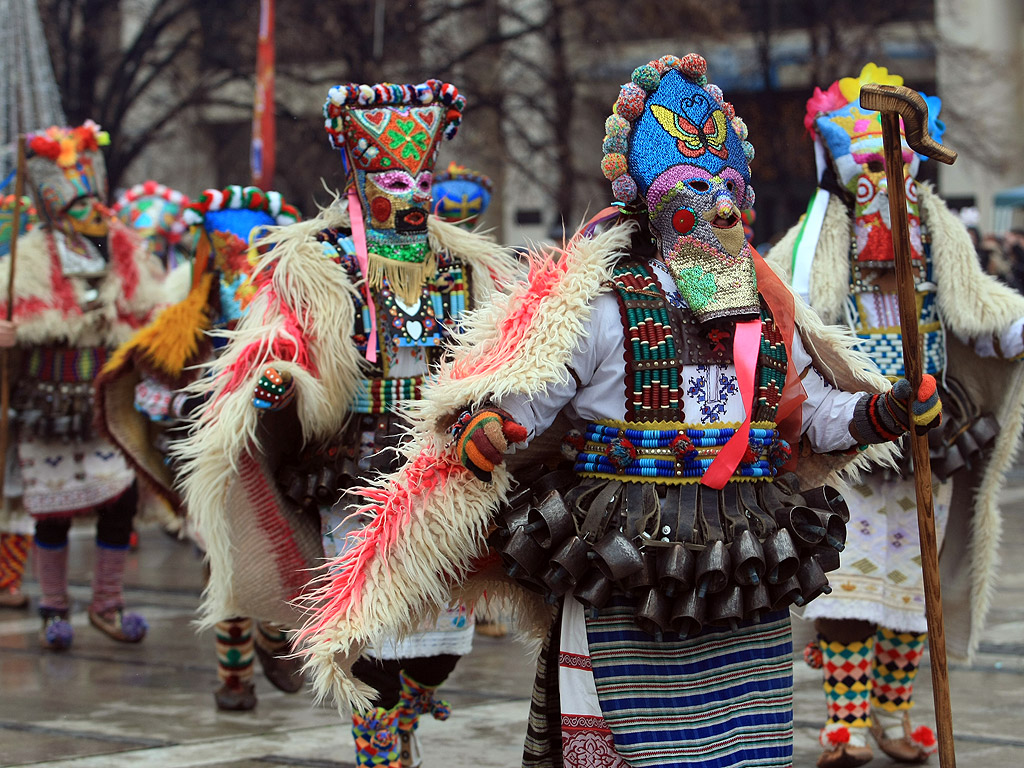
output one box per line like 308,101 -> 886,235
250,0 -> 276,189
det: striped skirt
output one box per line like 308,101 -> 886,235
523,596 -> 794,768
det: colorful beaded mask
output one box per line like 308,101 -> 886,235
324,80 -> 464,303
807,63 -> 943,266
183,186 -> 300,322
25,121 -> 110,239
0,195 -> 37,257
431,162 -> 492,229
112,181 -> 193,268
603,54 -> 759,322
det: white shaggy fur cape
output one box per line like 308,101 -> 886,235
0,221 -> 169,348
768,183 -> 1024,659
175,199 -> 520,630
296,220 -> 898,712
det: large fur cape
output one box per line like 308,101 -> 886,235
94,272 -> 217,512
768,183 -> 1024,659
295,220 -> 898,712
174,200 -> 520,629
0,220 -> 169,348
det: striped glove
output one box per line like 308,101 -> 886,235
854,374 -> 942,444
451,407 -> 528,482
252,366 -> 295,411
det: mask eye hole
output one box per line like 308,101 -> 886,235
686,179 -> 710,193
866,160 -> 885,173
725,180 -> 736,193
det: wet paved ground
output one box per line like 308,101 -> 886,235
3,463 -> 1024,767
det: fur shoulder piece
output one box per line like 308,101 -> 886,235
295,222 -> 634,712
764,191 -> 851,324
427,215 -> 522,301
0,221 -> 169,348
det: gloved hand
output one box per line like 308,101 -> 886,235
854,373 -> 942,444
252,366 -> 295,411
451,406 -> 528,482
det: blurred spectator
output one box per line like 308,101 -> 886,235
1006,229 -> 1024,291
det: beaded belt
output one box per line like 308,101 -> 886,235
350,375 -> 423,414
573,419 -> 789,484
22,345 -> 109,383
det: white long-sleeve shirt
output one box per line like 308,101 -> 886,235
498,259 -> 862,455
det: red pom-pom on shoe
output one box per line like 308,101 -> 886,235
822,726 -> 850,748
803,640 -> 824,669
911,725 -> 937,752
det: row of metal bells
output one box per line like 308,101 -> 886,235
280,465 -> 342,513
494,477 -> 848,638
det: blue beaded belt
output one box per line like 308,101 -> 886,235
571,419 -> 789,485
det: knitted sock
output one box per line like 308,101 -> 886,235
871,627 -> 928,737
397,670 -> 451,731
352,706 -> 401,768
34,542 -> 69,613
820,633 -> 875,749
89,543 -> 129,615
255,620 -> 290,653
216,617 -> 255,689
0,533 -> 31,591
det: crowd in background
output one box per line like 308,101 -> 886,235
968,226 -> 1024,291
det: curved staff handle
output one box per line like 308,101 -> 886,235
860,84 -> 957,165
860,83 -> 957,768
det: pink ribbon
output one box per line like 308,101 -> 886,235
702,318 -> 762,490
347,189 -> 378,363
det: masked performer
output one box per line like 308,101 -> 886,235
766,63 -> 1024,767
0,122 -> 169,649
0,194 -> 38,609
112,181 -> 194,271
98,184 -> 305,710
292,54 -> 943,768
175,80 -> 517,765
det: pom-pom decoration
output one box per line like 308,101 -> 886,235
602,135 -> 628,154
670,433 -> 697,460
601,153 -> 628,181
323,79 -> 465,151
632,64 -> 661,93
611,175 -> 637,203
910,726 -> 938,754
606,437 -> 637,470
803,639 -> 824,669
605,114 -> 631,138
615,83 -> 647,122
820,726 -> 851,749
561,429 -> 586,461
679,53 -> 708,78
183,185 -> 299,229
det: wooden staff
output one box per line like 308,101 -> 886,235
0,136 -> 27,496
860,84 -> 958,768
